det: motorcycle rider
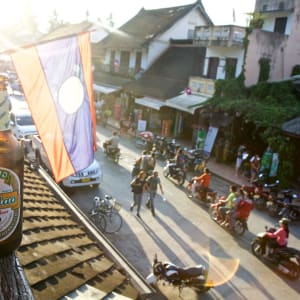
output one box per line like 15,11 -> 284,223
104,131 -> 120,154
216,185 -> 237,223
170,147 -> 185,176
223,187 -> 254,228
188,167 -> 211,201
264,217 -> 290,256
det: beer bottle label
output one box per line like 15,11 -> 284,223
0,168 -> 21,241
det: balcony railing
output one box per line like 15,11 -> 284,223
194,25 -> 246,48
255,0 -> 294,13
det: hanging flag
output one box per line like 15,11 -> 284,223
10,32 -> 97,182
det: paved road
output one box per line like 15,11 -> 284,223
71,126 -> 300,300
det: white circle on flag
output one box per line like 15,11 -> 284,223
58,76 -> 84,114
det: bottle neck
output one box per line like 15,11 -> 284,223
0,90 -> 10,132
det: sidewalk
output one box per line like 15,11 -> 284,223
105,117 -> 248,188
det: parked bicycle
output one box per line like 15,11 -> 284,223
90,195 -> 123,233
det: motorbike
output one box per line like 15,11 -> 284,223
165,139 -> 181,159
182,148 -> 209,173
163,159 -> 186,185
210,200 -> 252,236
152,135 -> 168,159
266,189 -> 298,218
251,226 -> 300,279
146,254 -> 213,294
279,201 -> 300,222
103,141 -> 121,163
243,179 -> 280,210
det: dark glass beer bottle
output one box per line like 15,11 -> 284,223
0,75 -> 24,256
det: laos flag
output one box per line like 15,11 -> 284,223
11,32 -> 97,182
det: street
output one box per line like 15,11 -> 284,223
71,126 -> 300,300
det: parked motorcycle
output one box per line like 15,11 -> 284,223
243,179 -> 280,210
251,226 -> 300,279
146,254 -> 213,294
183,148 -> 209,172
163,159 -> 186,185
266,189 -> 298,218
165,139 -> 181,159
103,141 -> 120,163
152,135 -> 168,159
279,201 -> 300,222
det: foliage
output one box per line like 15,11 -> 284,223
210,79 -> 300,129
291,65 -> 300,76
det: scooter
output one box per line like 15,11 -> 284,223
163,159 -> 186,185
251,226 -> 300,279
146,254 -> 213,295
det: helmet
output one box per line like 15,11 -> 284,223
279,217 -> 290,225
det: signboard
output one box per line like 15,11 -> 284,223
137,120 -> 147,132
203,126 -> 219,155
196,129 -> 207,150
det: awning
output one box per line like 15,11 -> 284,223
135,97 -> 166,110
93,83 -> 121,94
165,93 -> 210,114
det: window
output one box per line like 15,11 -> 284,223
187,29 -> 194,39
120,51 -> 130,75
207,57 -> 219,79
109,51 -> 116,73
225,58 -> 237,79
274,17 -> 287,34
135,52 -> 142,73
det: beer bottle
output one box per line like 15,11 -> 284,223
0,74 -> 24,256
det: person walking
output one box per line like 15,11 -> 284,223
145,171 -> 164,217
235,144 -> 246,177
130,171 -> 148,217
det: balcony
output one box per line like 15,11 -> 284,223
255,0 -> 294,13
193,25 -> 246,48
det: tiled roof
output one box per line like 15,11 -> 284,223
99,1 -> 213,49
123,46 -> 206,99
10,161 -> 148,300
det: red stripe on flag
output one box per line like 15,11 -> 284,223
11,47 -> 75,182
78,32 -> 97,151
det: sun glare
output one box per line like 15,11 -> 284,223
0,3 -> 22,29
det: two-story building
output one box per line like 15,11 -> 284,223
244,0 -> 299,86
93,1 -> 213,123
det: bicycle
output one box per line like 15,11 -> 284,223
90,195 -> 123,234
